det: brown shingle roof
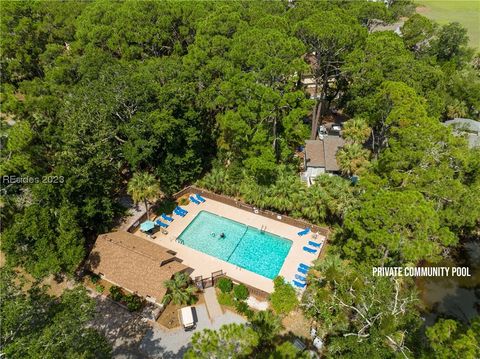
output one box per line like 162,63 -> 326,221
323,136 -> 345,171
86,232 -> 188,303
305,140 -> 325,167
305,136 -> 345,172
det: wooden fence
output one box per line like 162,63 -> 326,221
127,215 -> 147,233
229,277 -> 270,300
173,185 -> 330,237
125,184 -> 328,300
194,270 -> 270,300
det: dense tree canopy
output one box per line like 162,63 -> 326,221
342,190 -> 456,265
0,269 -> 111,358
425,317 -> 480,358
302,255 -> 421,358
185,323 -> 259,359
1,0 -> 479,357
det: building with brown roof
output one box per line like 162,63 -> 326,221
303,135 -> 345,185
85,231 -> 189,305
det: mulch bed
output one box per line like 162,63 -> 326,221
157,292 -> 205,329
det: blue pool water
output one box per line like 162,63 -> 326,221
178,211 -> 292,279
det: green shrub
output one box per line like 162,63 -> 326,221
95,284 -> 105,293
109,285 -> 123,301
216,277 -> 233,293
90,274 -> 100,284
233,284 -> 249,300
124,294 -> 143,312
217,292 -> 235,307
178,197 -> 189,205
269,276 -> 298,315
234,301 -> 253,317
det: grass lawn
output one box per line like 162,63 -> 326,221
416,0 -> 480,49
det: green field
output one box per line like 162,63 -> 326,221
416,0 -> 480,49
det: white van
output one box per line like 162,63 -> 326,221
180,306 -> 195,330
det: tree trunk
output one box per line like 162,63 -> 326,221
273,116 -> 278,161
371,129 -> 376,155
311,67 -> 329,139
310,82 -> 320,140
314,97 -> 323,134
310,101 -> 319,140
144,199 -> 149,219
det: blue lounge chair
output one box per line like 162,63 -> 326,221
308,241 -> 322,248
303,246 -> 317,254
174,207 -> 186,217
174,206 -> 188,214
297,227 -> 310,236
161,213 -> 174,222
189,195 -> 201,205
155,219 -> 168,228
297,267 -> 308,275
295,274 -> 307,282
177,206 -> 188,214
293,280 -> 306,288
299,263 -> 310,270
195,194 -> 206,203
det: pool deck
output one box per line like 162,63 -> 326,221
134,198 -> 325,293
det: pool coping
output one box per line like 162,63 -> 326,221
178,210 -> 293,280
134,194 -> 327,294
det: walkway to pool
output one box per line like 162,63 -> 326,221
134,197 -> 325,293
204,287 -> 222,320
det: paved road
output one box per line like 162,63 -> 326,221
139,304 -> 246,358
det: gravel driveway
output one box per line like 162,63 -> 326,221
89,295 -> 246,359
139,304 -> 246,358
89,296 -> 150,359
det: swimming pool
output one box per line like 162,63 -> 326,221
178,211 -> 292,279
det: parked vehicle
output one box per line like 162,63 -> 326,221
180,306 -> 196,330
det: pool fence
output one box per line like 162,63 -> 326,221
194,270 -> 270,300
173,185 -> 330,238
126,185 -> 330,260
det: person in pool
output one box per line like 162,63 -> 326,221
220,232 -> 225,238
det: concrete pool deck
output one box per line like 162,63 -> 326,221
134,197 -> 325,293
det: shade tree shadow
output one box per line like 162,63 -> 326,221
139,329 -> 190,359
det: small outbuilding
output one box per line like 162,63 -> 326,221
302,135 -> 345,185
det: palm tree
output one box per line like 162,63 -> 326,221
342,117 -> 371,144
250,310 -> 283,345
240,177 -> 266,207
199,167 -> 226,193
313,174 -> 354,222
162,272 -> 197,305
266,171 -> 298,213
336,143 -> 370,177
127,171 -> 162,218
300,182 -> 329,223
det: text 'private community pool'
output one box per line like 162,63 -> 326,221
178,211 -> 292,279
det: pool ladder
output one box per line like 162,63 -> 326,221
260,225 -> 266,233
